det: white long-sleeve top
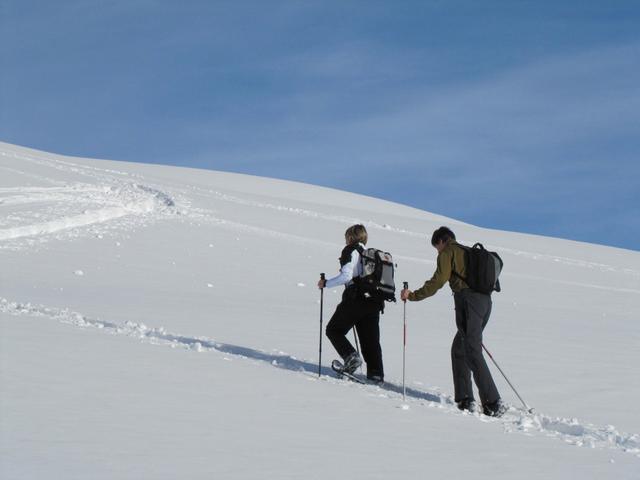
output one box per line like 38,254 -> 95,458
325,243 -> 364,289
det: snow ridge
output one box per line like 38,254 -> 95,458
3,145 -> 638,282
2,296 -> 638,458
0,147 -> 179,249
0,183 -> 175,243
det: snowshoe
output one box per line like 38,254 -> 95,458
367,375 -> 384,386
342,352 -> 362,374
331,359 -> 365,384
482,400 -> 507,417
457,398 -> 476,413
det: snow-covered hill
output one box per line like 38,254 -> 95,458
1,141 -> 639,479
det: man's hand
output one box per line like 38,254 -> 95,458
400,288 -> 410,302
318,278 -> 326,289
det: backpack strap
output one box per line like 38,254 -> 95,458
451,270 -> 466,282
451,243 -> 469,283
351,244 -> 365,281
339,243 -> 361,267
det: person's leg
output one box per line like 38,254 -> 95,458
355,301 -> 383,379
451,333 -> 474,402
461,291 -> 500,405
452,293 -> 474,402
326,300 -> 357,360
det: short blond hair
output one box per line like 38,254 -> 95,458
345,224 -> 368,245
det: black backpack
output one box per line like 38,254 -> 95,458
354,246 -> 396,302
454,243 -> 503,294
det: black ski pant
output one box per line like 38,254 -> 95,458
326,290 -> 384,379
452,289 -> 500,405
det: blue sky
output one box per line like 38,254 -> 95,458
2,1 -> 639,251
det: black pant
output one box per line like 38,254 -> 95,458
326,289 -> 384,379
452,289 -> 500,404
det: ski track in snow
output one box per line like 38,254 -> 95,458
0,164 -> 67,186
1,296 -> 638,458
0,153 -> 177,248
0,183 -> 175,241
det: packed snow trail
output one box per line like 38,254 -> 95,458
1,296 -> 638,458
0,146 -> 181,249
0,183 -> 175,242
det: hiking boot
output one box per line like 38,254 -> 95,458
457,398 -> 475,412
367,375 -> 384,386
483,399 -> 506,417
342,352 -> 362,374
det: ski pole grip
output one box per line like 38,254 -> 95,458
321,273 -> 326,288
403,281 -> 408,289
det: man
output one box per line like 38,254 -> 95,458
400,226 -> 504,416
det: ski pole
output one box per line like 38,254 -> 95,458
352,327 -> 362,373
318,273 -> 325,377
402,281 -> 408,401
353,328 -> 360,356
482,343 -> 533,413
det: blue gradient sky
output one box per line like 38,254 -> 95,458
2,1 -> 639,250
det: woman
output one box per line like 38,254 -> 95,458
318,224 -> 384,383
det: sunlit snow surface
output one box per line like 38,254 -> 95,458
1,142 -> 639,479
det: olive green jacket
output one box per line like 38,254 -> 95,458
408,240 -> 469,301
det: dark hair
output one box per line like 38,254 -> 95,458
431,226 -> 456,246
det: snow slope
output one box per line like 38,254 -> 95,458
1,142 -> 639,479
